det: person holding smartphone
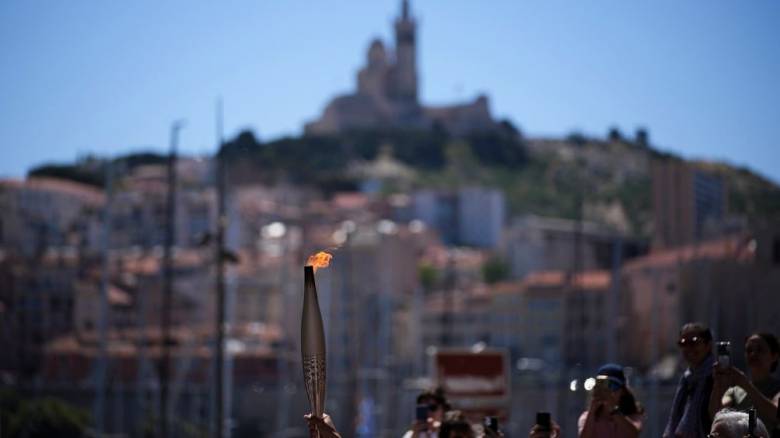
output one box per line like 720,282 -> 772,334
482,416 -> 504,437
578,363 -> 644,438
529,412 -> 561,438
402,389 -> 449,438
709,332 -> 780,431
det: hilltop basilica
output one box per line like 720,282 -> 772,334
305,0 -> 498,136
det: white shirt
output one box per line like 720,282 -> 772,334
402,430 -> 437,438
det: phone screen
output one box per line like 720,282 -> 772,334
416,404 -> 429,422
536,412 -> 551,431
483,416 -> 498,432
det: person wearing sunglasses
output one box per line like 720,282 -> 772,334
708,333 -> 780,431
578,363 -> 644,438
403,389 -> 450,438
664,322 -> 716,438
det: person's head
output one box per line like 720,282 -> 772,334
678,322 -> 713,368
417,389 -> 449,422
438,411 -> 474,438
744,332 -> 780,378
709,409 -> 769,438
593,363 -> 643,416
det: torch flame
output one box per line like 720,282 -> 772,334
305,251 -> 333,272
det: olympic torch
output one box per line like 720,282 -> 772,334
302,251 -> 331,437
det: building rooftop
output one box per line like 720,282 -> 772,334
623,233 -> 754,272
1,177 -> 105,205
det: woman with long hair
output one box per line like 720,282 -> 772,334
709,332 -> 780,430
578,363 -> 644,438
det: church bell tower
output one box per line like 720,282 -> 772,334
393,0 -> 418,103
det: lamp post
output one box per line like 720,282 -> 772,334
160,120 -> 185,438
213,99 -> 228,438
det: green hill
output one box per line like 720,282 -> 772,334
28,127 -> 780,239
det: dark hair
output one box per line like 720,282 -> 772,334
680,322 -> 712,343
438,411 -> 473,438
618,386 -> 644,416
749,332 -> 780,372
417,388 -> 449,411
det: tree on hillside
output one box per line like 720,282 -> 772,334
1,390 -> 90,438
482,257 -> 509,284
28,164 -> 104,187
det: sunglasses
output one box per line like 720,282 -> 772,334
421,403 -> 439,412
593,376 -> 623,392
678,336 -> 705,347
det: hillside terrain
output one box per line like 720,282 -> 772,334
29,127 -> 780,239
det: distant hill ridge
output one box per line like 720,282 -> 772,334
28,126 -> 780,239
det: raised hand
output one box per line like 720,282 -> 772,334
304,413 -> 342,438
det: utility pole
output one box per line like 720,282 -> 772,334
214,99 -> 227,438
565,189 -> 586,367
607,237 -> 622,361
161,120 -> 185,438
95,160 -> 115,437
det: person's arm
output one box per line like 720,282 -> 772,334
579,400 -> 604,438
484,427 -> 504,437
730,368 -> 779,427
404,419 -> 431,438
610,411 -> 641,438
709,362 -> 733,419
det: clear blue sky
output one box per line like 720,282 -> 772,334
1,0 -> 779,183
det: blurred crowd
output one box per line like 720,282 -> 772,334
304,323 -> 780,438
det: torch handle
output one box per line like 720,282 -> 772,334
303,266 -> 327,436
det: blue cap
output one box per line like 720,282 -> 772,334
597,363 -> 626,387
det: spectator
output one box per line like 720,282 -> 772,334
664,322 -> 716,438
481,416 -> 504,437
578,363 -> 643,438
709,409 -> 769,438
709,333 -> 780,430
438,410 -> 474,438
402,389 -> 450,438
529,419 -> 562,438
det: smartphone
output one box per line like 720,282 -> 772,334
416,404 -> 429,422
536,412 -> 551,432
593,376 -> 610,400
483,416 -> 498,433
717,341 -> 731,370
748,408 -> 756,437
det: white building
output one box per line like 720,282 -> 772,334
458,187 -> 505,248
503,215 -> 618,279
410,187 -> 505,248
0,178 -> 105,255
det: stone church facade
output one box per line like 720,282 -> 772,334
305,0 -> 498,136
